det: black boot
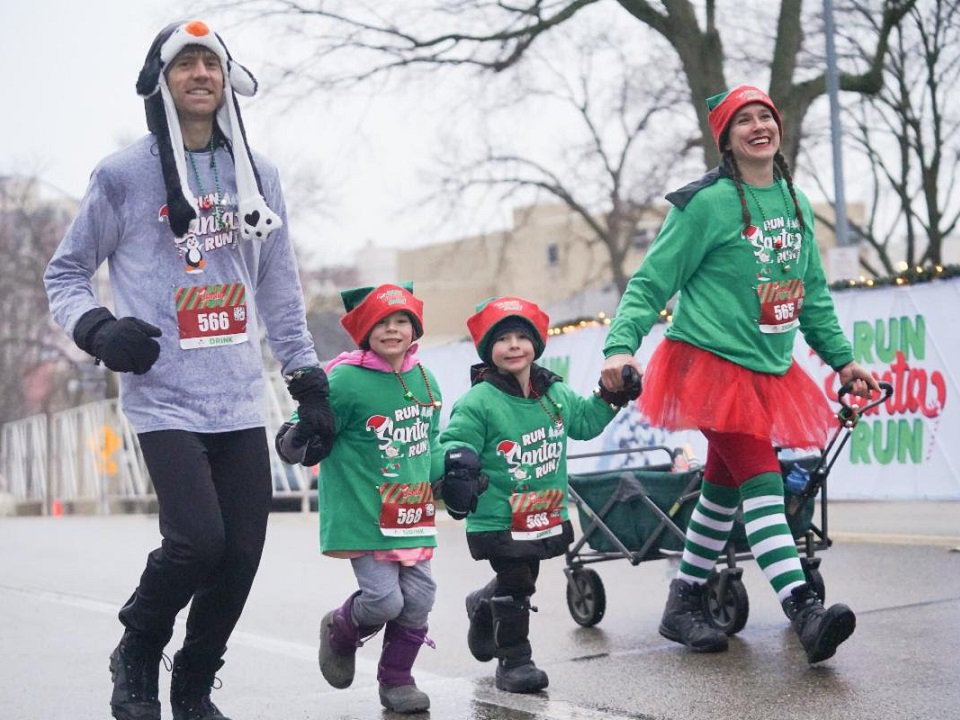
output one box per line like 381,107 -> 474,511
491,596 -> 548,694
658,579 -> 728,652
465,578 -> 498,662
169,651 -> 231,720
109,630 -> 164,720
782,583 -> 856,664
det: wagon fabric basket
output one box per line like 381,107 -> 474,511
568,464 -> 701,559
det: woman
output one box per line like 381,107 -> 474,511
601,85 -> 878,664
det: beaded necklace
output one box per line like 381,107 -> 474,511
187,135 -> 224,230
395,364 -> 442,409
528,382 -> 563,429
744,179 -> 796,274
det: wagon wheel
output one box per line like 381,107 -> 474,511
804,565 -> 826,604
702,572 -> 749,636
566,568 -> 607,627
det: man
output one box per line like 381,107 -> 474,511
44,20 -> 334,720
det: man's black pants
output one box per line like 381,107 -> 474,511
119,428 -> 272,660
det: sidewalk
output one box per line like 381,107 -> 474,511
823,499 -> 960,547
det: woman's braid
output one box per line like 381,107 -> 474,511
723,148 -> 753,232
774,152 -> 806,231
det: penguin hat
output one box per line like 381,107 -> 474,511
467,296 -> 550,366
136,19 -> 281,241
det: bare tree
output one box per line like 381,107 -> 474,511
429,30 -> 694,293
0,177 -> 80,424
838,0 -> 960,272
217,0 -> 916,168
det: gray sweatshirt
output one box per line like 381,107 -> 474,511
44,135 -> 319,434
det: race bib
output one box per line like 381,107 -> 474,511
175,283 -> 249,349
510,489 -> 564,540
757,279 -> 805,334
379,481 -> 437,537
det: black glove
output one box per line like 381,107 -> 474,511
596,365 -> 643,408
286,367 -> 336,448
436,447 -> 489,520
73,306 -> 162,375
275,420 -> 331,467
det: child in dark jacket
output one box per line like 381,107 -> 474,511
437,296 -> 640,693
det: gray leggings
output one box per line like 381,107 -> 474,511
349,555 -> 436,629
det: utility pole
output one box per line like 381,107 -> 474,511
823,0 -> 859,280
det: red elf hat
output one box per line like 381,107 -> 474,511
706,85 -> 783,150
340,282 -> 424,348
467,296 -> 550,364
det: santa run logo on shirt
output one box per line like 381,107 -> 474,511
818,313 -> 947,465
365,406 -> 435,477
158,193 -> 239,267
496,424 -> 564,484
744,215 -> 803,281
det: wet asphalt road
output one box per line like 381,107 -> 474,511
1,502 -> 958,720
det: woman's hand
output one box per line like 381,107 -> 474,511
601,354 -> 643,391
837,361 -> 880,399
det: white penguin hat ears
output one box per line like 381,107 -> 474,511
136,20 -> 282,241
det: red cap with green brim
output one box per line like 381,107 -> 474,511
706,85 -> 783,150
467,296 -> 549,364
340,282 -> 424,348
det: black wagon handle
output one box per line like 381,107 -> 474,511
836,380 -> 894,426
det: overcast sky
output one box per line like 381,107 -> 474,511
0,0 -> 473,269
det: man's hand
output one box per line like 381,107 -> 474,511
73,307 -> 162,375
286,368 -> 336,448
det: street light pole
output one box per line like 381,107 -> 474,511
824,0 -> 849,247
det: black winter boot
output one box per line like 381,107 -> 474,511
782,583 -> 856,664
465,578 -> 498,662
658,579 -> 728,652
491,596 -> 548,694
109,631 -> 164,720
169,651 -> 231,720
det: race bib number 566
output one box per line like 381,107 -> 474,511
176,283 -> 249,349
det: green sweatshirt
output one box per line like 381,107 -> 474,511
319,364 -> 444,552
603,173 -> 853,374
440,366 -> 616,534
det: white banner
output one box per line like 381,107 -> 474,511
420,278 -> 960,500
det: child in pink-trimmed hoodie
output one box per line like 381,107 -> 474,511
277,282 -> 444,714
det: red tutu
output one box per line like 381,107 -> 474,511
638,339 -> 834,449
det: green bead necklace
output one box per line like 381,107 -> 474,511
395,364 -> 442,409
745,180 -> 795,273
187,135 -> 224,230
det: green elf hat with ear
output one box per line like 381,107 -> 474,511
467,296 -> 550,365
706,84 -> 782,150
340,282 -> 424,348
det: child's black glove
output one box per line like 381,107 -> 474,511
596,365 -> 643,408
275,420 -> 331,467
73,306 -> 162,375
435,447 -> 489,520
286,367 -> 336,449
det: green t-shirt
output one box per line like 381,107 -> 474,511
440,378 -> 615,534
604,175 -> 853,374
318,363 -> 444,552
